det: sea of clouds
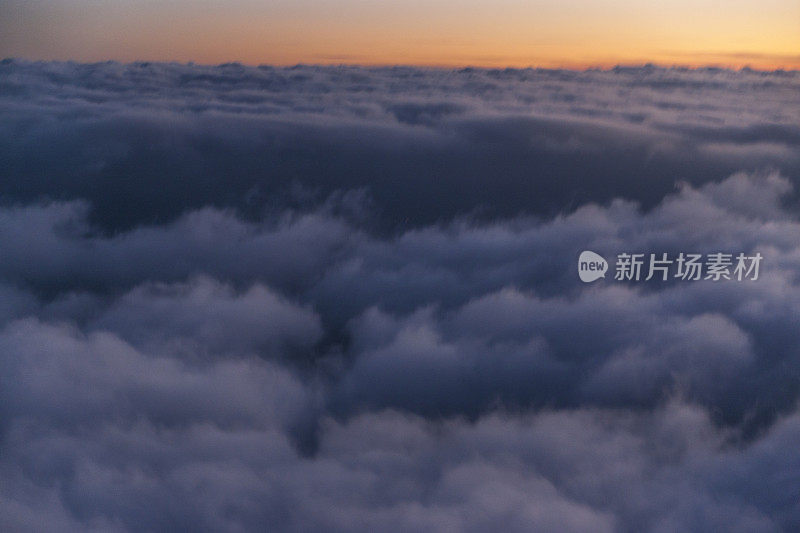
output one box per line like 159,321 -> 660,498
0,60 -> 799,532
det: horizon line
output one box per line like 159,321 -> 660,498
4,57 -> 799,74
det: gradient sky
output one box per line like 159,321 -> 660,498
1,0 -> 799,68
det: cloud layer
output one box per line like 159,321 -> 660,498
1,61 -> 799,532
2,60 -> 798,230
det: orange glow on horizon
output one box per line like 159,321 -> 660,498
2,0 -> 798,70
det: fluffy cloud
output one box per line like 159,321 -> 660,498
1,61 -> 799,531
0,169 -> 798,530
1,60 -> 798,230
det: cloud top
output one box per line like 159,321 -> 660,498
0,61 -> 799,531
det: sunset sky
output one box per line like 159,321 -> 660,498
3,1 -> 800,530
2,0 -> 799,68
